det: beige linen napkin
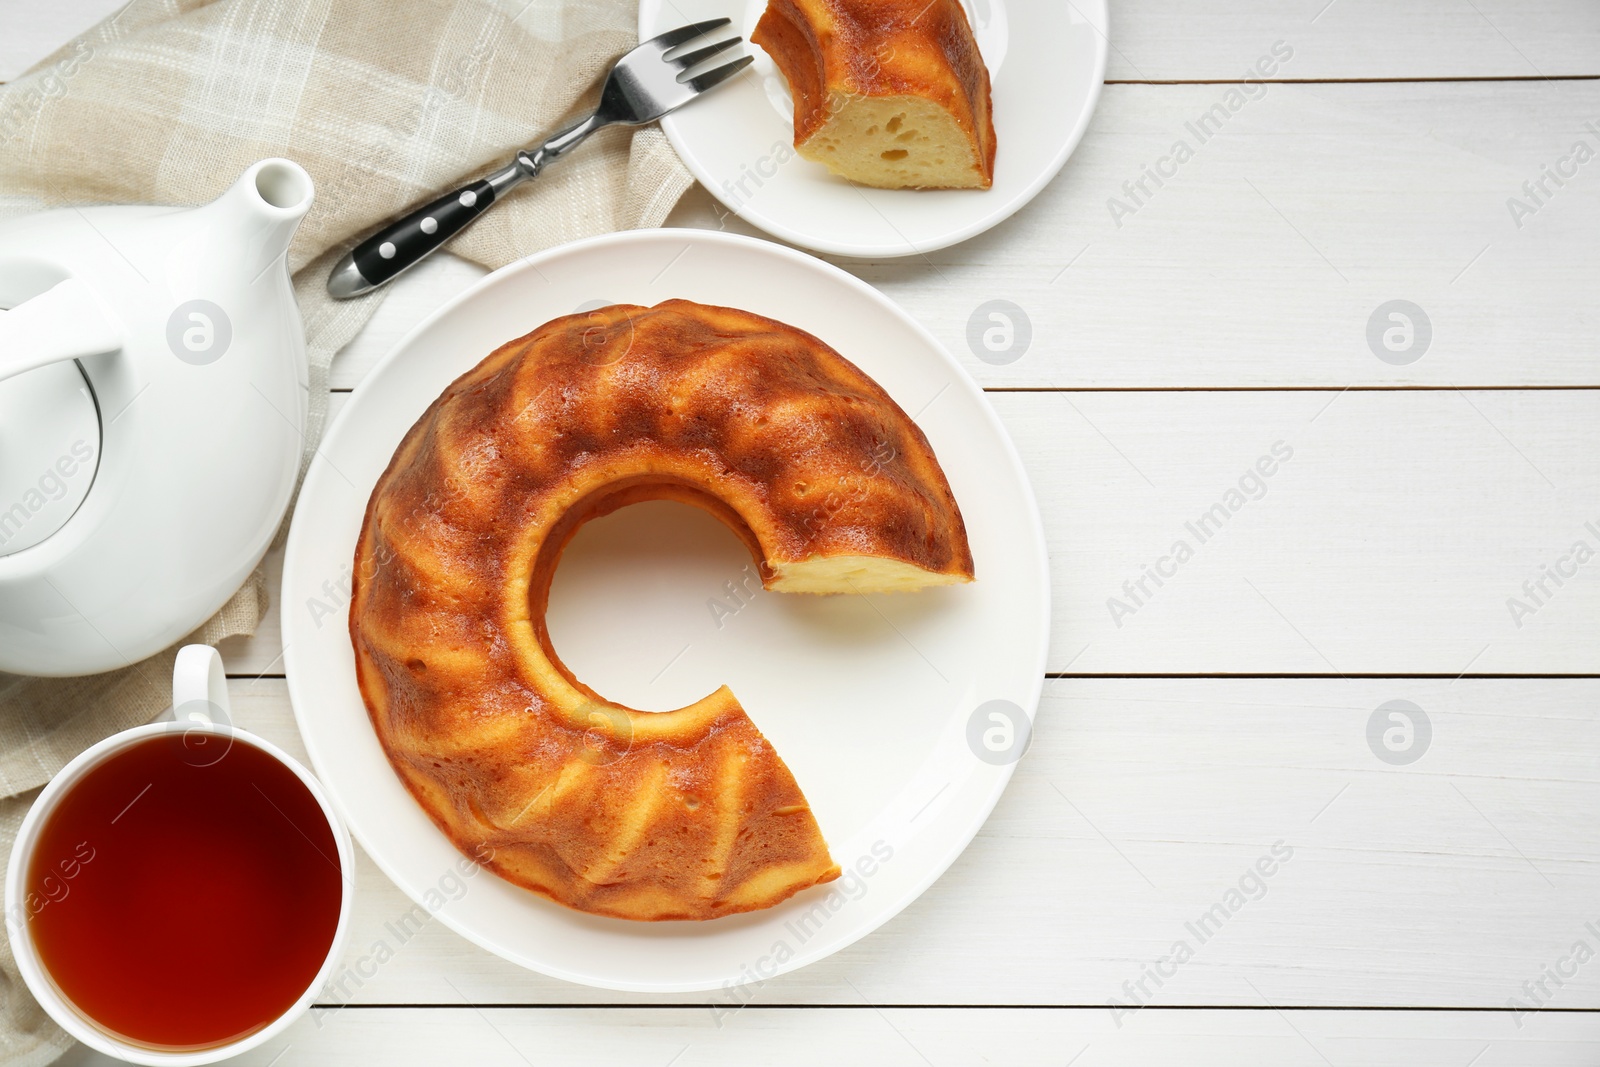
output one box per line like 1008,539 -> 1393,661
0,0 -> 693,1061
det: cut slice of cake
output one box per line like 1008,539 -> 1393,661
753,0 -> 997,190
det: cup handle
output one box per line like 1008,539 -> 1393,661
172,644 -> 231,727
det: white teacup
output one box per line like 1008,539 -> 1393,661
4,645 -> 354,1065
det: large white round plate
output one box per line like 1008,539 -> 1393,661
638,0 -> 1107,257
282,230 -> 1049,992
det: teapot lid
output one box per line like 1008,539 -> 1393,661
0,361 -> 100,556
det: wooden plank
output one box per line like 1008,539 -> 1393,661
229,388 -> 1600,678
220,677 -> 1600,1007
8,0 -> 1600,85
52,1007 -> 1600,1066
812,80 -> 1600,389
1107,0 -> 1600,81
1011,388 -> 1600,675
329,81 -> 1600,391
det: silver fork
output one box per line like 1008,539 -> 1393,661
328,19 -> 749,299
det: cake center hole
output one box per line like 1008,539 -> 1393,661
544,500 -> 758,713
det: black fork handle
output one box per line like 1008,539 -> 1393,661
327,114 -> 604,300
344,178 -> 496,293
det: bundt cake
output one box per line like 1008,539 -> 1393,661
350,299 -> 974,922
753,0 -> 997,189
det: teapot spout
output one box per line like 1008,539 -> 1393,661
192,158 -> 314,284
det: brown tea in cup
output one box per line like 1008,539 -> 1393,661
24,733 -> 343,1050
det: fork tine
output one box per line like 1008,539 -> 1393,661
671,36 -> 743,69
651,17 -> 733,50
685,54 -> 753,93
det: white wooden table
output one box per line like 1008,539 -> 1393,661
9,1 -> 1600,1063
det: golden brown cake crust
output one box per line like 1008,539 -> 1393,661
349,299 -> 973,922
754,0 -> 997,187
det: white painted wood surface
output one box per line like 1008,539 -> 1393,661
6,0 -> 1600,1063
54,1009 -> 1600,1067
1105,0 -> 1600,81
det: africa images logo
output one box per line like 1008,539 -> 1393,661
708,840 -> 895,1026
0,439 -> 96,550
1106,41 -> 1295,228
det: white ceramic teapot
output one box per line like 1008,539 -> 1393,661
0,159 -> 314,676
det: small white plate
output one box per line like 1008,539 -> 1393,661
282,230 -> 1049,992
638,0 -> 1107,258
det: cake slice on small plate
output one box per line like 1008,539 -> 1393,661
753,0 -> 997,190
